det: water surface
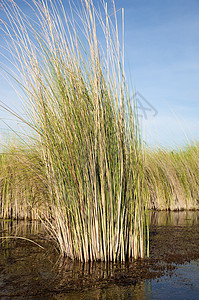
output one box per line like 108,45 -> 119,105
0,211 -> 199,299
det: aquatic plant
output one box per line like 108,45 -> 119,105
0,0 -> 147,261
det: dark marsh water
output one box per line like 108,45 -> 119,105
0,211 -> 199,299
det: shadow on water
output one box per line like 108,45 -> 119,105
0,211 -> 199,299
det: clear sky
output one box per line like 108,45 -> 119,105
121,0 -> 199,148
0,0 -> 198,148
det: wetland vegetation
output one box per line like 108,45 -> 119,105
0,0 -> 148,262
0,0 -> 199,297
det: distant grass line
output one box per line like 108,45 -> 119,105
0,143 -> 50,220
0,142 -> 198,221
145,143 -> 199,210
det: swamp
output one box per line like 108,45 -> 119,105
0,0 -> 199,299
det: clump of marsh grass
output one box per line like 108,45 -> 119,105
145,142 -> 199,210
0,0 -> 148,261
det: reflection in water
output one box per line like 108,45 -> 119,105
0,211 -> 199,298
54,283 -> 148,300
0,219 -> 42,236
149,210 -> 199,226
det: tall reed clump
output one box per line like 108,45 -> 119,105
145,143 -> 199,210
0,142 -> 50,220
1,0 -> 148,261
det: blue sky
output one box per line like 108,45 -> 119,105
121,0 -> 199,147
0,0 -> 198,148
